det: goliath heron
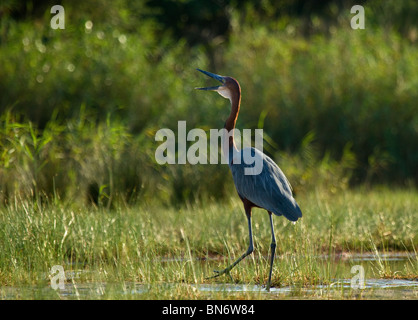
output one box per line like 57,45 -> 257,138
196,69 -> 302,291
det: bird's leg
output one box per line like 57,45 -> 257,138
208,208 -> 253,281
266,211 -> 276,291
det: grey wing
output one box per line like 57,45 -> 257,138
230,148 -> 302,222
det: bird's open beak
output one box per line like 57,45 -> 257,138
195,69 -> 225,91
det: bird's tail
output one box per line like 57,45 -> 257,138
281,199 -> 302,222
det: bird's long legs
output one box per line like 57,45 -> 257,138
208,207 -> 253,280
266,211 -> 276,291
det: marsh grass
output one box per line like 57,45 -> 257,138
0,188 -> 416,299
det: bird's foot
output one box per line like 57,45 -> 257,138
206,268 -> 234,282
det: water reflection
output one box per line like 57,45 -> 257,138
1,253 -> 416,299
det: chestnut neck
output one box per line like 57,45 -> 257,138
223,82 -> 241,151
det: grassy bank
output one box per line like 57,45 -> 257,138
1,188 -> 416,296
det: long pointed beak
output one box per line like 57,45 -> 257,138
195,68 -> 225,91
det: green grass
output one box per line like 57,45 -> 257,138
0,188 -> 416,299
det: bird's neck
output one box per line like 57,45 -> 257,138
223,87 -> 241,152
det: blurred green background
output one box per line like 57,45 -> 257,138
0,0 -> 417,206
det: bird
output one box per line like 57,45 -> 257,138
195,68 -> 302,291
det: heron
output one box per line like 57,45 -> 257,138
195,69 -> 302,291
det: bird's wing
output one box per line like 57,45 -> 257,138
230,148 -> 302,222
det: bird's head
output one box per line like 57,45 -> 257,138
195,69 -> 240,102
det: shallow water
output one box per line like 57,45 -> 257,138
194,279 -> 418,299
1,278 -> 417,300
1,253 -> 417,299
